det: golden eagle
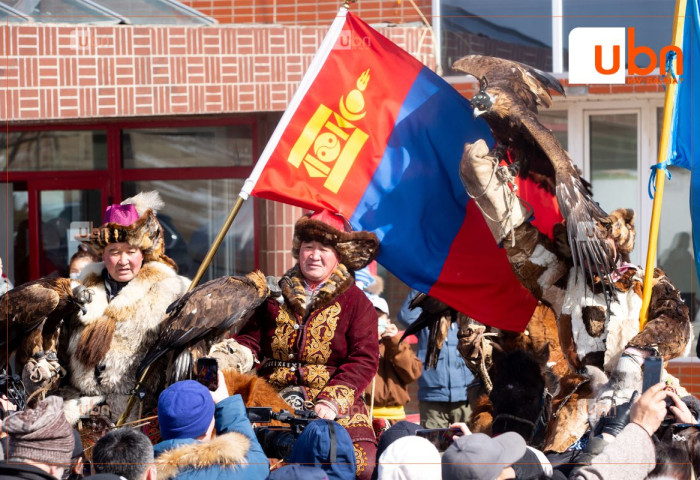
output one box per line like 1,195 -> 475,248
136,270 -> 270,383
453,54 -> 617,301
1,276 -> 91,371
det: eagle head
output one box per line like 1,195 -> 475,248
470,90 -> 494,117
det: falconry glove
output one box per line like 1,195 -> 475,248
459,139 -> 529,243
209,338 -> 255,374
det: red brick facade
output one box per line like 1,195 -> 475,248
1,22 -> 433,122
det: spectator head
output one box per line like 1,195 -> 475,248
157,380 -> 215,441
288,419 -> 356,480
92,428 -> 155,480
375,420 -> 422,461
4,395 -> 75,479
268,464 -> 329,480
441,432 -> 527,480
69,245 -> 99,279
377,436 -> 441,480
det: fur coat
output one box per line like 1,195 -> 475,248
60,260 -> 189,424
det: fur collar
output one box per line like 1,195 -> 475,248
280,264 -> 355,318
156,432 -> 250,480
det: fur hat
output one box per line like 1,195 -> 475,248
85,191 -> 176,269
292,210 -> 379,271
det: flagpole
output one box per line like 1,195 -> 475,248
640,0 -> 687,330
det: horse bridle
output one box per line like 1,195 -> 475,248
492,386 -> 553,446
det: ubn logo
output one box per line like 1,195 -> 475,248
569,27 -> 682,84
334,29 -> 371,50
69,28 -> 112,52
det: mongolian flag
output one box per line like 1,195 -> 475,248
241,8 -> 538,331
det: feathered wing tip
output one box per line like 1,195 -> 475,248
122,191 -> 164,217
556,175 -> 618,304
170,349 -> 193,384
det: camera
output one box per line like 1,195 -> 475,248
0,370 -> 27,419
247,407 -> 318,459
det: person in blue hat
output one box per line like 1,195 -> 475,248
153,373 -> 268,480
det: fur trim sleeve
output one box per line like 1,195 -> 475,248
156,432 -> 250,480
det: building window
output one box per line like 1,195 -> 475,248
122,125 -> 253,169
1,130 -> 108,171
440,0 -> 675,74
588,112 -> 640,261
123,178 -> 254,279
1,119 -> 256,283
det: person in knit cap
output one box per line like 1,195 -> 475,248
0,396 -> 75,480
153,373 -> 268,480
229,210 -> 381,480
58,191 -> 190,425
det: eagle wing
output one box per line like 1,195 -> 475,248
0,276 -> 91,369
452,54 -> 565,112
136,270 -> 270,379
517,109 -> 617,297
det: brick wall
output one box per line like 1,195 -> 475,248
1,22 -> 434,122
181,0 -> 432,26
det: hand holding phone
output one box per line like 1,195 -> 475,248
196,357 -> 219,391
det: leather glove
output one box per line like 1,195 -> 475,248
594,391 -> 639,438
459,140 -> 529,243
209,338 -> 255,373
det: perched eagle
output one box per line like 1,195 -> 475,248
453,54 -> 617,301
136,270 -> 270,383
400,293 -> 460,369
1,276 -> 91,371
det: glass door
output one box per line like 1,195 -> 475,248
10,179 -> 107,284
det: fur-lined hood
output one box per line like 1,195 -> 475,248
155,432 -> 250,480
280,264 -> 355,318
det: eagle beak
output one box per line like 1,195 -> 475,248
472,107 -> 485,118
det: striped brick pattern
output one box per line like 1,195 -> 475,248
181,0 -> 432,26
257,200 -> 302,276
1,23 -> 434,121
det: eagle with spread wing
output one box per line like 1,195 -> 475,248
136,270 -> 270,383
453,55 -> 617,301
1,276 -> 91,371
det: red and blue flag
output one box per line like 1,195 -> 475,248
242,8 -> 538,331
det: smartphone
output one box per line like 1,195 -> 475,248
415,427 -> 462,451
642,356 -> 663,393
196,357 -> 219,391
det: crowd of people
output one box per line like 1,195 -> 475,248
1,185 -> 699,480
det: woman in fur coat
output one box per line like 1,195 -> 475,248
59,192 -> 190,425
231,210 -> 381,480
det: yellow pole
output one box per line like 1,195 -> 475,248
640,0 -> 688,330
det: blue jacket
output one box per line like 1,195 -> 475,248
154,395 -> 269,480
398,290 -> 473,403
